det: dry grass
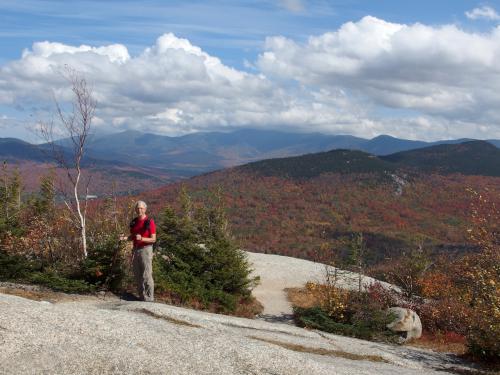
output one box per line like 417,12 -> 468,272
436,366 -> 500,375
407,332 -> 467,356
135,308 -> 202,328
0,287 -> 59,301
285,287 -> 319,309
248,336 -> 389,363
155,291 -> 264,319
0,285 -> 100,303
233,297 -> 264,318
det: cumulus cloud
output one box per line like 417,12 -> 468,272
465,6 -> 500,21
257,16 -> 500,137
1,18 -> 500,141
1,33 -> 370,137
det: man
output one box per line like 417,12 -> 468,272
121,200 -> 156,302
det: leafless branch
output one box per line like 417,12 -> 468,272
35,67 -> 96,258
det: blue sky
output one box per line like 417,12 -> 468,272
1,1 -> 491,66
1,0 -> 500,141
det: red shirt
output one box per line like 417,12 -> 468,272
130,216 -> 156,249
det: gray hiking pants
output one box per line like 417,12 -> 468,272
132,245 -> 154,302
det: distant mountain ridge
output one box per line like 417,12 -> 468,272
46,129 -> 499,176
382,141 -> 500,176
2,129 -> 499,179
243,140 -> 500,178
0,137 -> 176,195
240,149 -> 395,179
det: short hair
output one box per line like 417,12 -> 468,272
135,200 -> 147,209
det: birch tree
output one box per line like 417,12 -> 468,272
39,69 -> 96,258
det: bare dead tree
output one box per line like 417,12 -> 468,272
38,68 -> 96,258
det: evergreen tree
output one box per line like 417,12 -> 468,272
33,170 -> 56,218
9,168 -> 22,213
0,162 -> 23,236
0,162 -> 11,221
154,189 -> 256,311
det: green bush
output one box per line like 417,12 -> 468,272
294,306 -> 397,342
28,271 -> 94,293
79,237 -> 126,291
154,190 -> 257,312
0,250 -> 39,280
294,306 -> 359,336
0,249 -> 94,293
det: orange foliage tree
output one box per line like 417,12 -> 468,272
463,188 -> 500,360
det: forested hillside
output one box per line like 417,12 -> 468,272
146,171 -> 497,261
143,141 -> 500,264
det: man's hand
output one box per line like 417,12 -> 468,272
135,234 -> 142,241
119,234 -> 129,241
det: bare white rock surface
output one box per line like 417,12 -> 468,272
0,252 -> 473,375
247,252 -> 396,317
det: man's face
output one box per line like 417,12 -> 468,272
135,204 -> 147,216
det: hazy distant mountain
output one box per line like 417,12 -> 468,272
360,134 -> 476,155
74,129 -> 366,175
0,137 -> 132,169
0,138 -> 51,162
360,135 -> 429,155
51,129 -> 499,176
7,129 -> 500,179
0,137 -> 176,194
487,139 -> 500,148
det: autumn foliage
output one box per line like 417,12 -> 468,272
462,188 -> 500,360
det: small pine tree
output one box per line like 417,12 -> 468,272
33,170 -> 56,218
9,168 -> 22,213
155,189 -> 256,311
0,163 -> 23,236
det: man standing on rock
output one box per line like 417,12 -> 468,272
121,200 -> 156,302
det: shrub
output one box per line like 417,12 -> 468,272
413,298 -> 471,336
79,237 -> 127,292
304,281 -> 350,323
294,282 -> 399,342
0,250 -> 39,280
463,188 -> 500,361
154,189 -> 258,313
464,249 -> 500,361
28,271 -> 94,294
0,249 -> 94,293
293,305 -> 397,342
0,196 -> 129,295
365,282 -> 400,309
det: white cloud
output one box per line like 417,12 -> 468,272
1,19 -> 500,141
279,0 -> 304,13
2,33 -> 360,137
23,41 -> 130,64
465,6 -> 500,21
257,16 -> 500,137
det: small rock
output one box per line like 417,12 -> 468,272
386,307 -> 422,343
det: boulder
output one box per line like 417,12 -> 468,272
386,307 -> 422,343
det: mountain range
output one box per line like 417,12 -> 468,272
0,137 -> 176,195
242,140 -> 500,178
1,129 -> 499,194
2,130 -> 499,265
22,128 -> 500,175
